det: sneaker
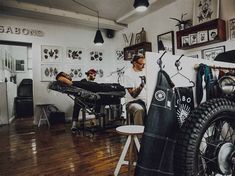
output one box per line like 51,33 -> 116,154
71,121 -> 78,131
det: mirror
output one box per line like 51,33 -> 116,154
157,31 -> 175,55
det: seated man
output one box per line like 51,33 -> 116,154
56,69 -> 101,132
123,54 -> 147,125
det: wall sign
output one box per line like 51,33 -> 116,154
0,25 -> 44,37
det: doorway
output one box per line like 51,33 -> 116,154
0,40 -> 33,125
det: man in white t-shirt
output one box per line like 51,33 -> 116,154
124,54 -> 147,125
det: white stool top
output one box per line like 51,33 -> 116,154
116,125 -> 144,135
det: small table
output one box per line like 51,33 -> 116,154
37,104 -> 52,128
114,125 -> 144,176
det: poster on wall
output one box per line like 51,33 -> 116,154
115,50 -> 124,61
41,45 -> 63,62
64,47 -> 84,62
193,0 -> 220,26
15,59 -> 26,72
41,64 -> 62,81
201,45 -> 225,60
63,64 -> 84,81
229,18 -> 235,40
89,50 -> 104,62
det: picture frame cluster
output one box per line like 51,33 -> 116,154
181,28 -> 218,47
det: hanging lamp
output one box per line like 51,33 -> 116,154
133,0 -> 149,12
94,12 -> 104,46
72,0 -> 104,45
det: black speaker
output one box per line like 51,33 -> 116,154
106,29 -> 115,38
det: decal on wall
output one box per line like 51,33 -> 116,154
229,18 -> 235,40
41,45 -> 63,62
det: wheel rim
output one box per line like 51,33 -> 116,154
195,114 -> 235,176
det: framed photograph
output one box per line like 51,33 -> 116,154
41,45 -> 63,62
197,30 -> 208,43
202,45 -> 225,60
181,36 -> 190,47
229,18 -> 235,40
124,49 -> 135,61
135,33 -> 141,44
189,33 -> 197,45
193,0 -> 220,26
208,29 -> 218,41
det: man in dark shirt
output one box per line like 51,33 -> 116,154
56,69 -> 99,132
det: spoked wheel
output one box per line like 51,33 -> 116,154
174,98 -> 235,176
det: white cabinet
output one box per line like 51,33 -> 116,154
0,82 -> 17,125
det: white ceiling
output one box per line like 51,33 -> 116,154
0,0 -> 176,30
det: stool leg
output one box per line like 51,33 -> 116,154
133,135 -> 140,151
128,136 -> 134,176
38,111 -> 43,128
114,135 -> 131,176
42,107 -> 50,128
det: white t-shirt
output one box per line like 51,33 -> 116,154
124,67 -> 147,103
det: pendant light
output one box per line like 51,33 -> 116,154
133,0 -> 149,12
94,12 -> 104,46
72,0 -> 104,45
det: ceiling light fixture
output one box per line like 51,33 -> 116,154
133,0 -> 149,12
72,0 -> 104,46
94,12 -> 104,46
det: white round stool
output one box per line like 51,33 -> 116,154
114,125 -> 144,176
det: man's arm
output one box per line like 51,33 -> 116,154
127,84 -> 144,98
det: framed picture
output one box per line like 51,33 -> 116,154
193,0 -> 220,26
115,50 -> 124,61
208,29 -> 218,41
65,47 -> 83,62
229,18 -> 235,40
202,45 -> 225,60
89,50 -> 104,62
41,45 -> 63,62
63,64 -> 84,81
197,30 -> 208,43
189,33 -> 197,45
181,36 -> 190,47
135,33 -> 141,44
41,64 -> 62,81
15,59 -> 26,72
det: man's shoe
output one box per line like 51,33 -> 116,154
71,122 -> 78,133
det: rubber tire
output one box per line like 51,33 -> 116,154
174,98 -> 235,176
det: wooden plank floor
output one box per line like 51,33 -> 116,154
0,118 -> 135,176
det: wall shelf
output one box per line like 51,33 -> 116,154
176,19 -> 226,50
123,42 -> 152,60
